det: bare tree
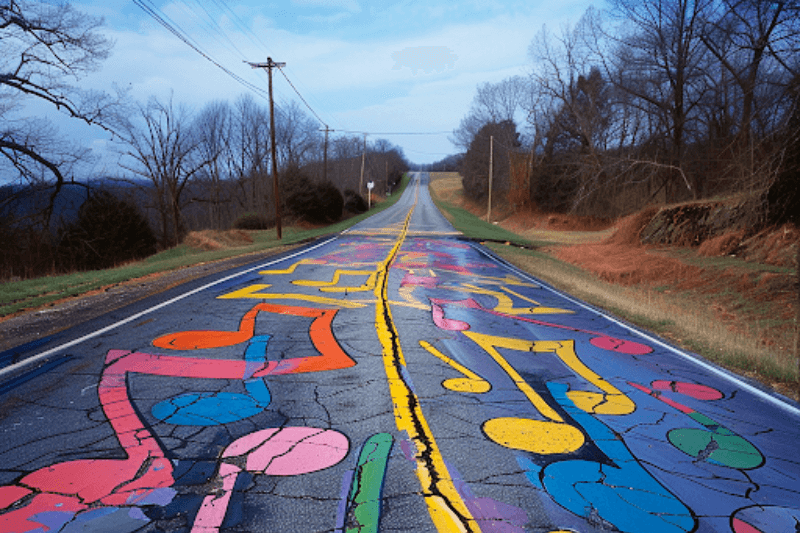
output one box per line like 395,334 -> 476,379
276,100 -> 321,167
701,0 -> 800,141
194,100 -> 231,229
117,96 -> 214,247
451,76 -> 530,150
332,134 -> 362,160
227,94 -> 271,215
607,0 -> 715,199
1,0 -> 118,223
459,120 -> 521,203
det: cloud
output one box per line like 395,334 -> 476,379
291,0 -> 361,13
298,12 -> 354,25
391,46 -> 458,75
34,0 -> 596,166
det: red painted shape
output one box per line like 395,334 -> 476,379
627,382 -> 695,414
433,261 -> 474,275
0,486 -> 31,509
651,380 -> 723,401
430,297 -> 654,355
0,493 -> 85,532
732,517 -> 763,533
589,336 -> 652,355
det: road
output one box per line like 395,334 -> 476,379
1,172 -> 798,533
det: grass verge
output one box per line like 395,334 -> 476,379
0,175 -> 410,317
432,196 -> 546,247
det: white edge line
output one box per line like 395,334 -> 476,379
0,236 -> 338,381
470,242 -> 800,418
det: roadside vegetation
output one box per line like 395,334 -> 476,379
1,2 -> 410,284
429,173 -> 798,401
0,176 -> 409,317
422,0 -> 800,401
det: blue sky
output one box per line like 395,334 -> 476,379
57,0 -> 597,169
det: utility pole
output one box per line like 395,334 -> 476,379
319,125 -> 333,183
359,133 -> 367,193
487,135 -> 493,224
247,57 -> 285,239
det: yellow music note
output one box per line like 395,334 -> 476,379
419,340 -> 491,394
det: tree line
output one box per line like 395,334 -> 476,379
450,0 -> 800,223
1,1 -> 408,279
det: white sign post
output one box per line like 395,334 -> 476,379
367,181 -> 374,209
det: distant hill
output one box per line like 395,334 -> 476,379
0,179 -> 152,234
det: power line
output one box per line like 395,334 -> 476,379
133,0 -> 457,148
277,68 -> 328,127
133,0 -> 273,104
340,130 -> 452,136
283,65 -> 342,130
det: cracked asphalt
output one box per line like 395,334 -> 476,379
1,173 -> 799,533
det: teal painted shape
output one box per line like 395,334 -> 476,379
344,433 -> 394,533
151,335 -> 272,426
518,382 -> 696,533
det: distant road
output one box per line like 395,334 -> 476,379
1,172 -> 798,532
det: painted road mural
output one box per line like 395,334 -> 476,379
1,173 -> 799,532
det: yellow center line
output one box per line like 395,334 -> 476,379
373,181 -> 481,533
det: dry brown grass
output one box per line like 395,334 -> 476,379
489,244 -> 798,400
183,229 -> 254,251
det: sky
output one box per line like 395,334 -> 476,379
32,0 -> 598,173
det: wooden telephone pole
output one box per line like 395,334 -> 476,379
359,133 -> 367,193
320,125 -> 333,183
247,58 -> 285,239
487,135 -> 493,223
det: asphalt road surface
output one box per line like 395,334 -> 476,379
1,173 -> 799,533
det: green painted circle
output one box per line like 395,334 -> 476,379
667,428 -> 763,469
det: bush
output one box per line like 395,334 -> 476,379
312,181 -> 345,223
57,190 -> 157,270
343,189 -> 368,214
232,213 -> 273,230
282,165 -> 344,223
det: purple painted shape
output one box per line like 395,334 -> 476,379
400,438 -> 417,461
401,272 -> 439,288
469,498 -> 529,532
126,487 -> 176,506
335,469 -> 355,531
445,460 -> 528,532
27,510 -> 76,531
128,507 -> 149,521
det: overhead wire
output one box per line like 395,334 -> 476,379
277,68 -> 328,127
133,0 -> 272,103
341,130 -> 452,135
184,0 -> 249,59
133,0 -> 454,154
